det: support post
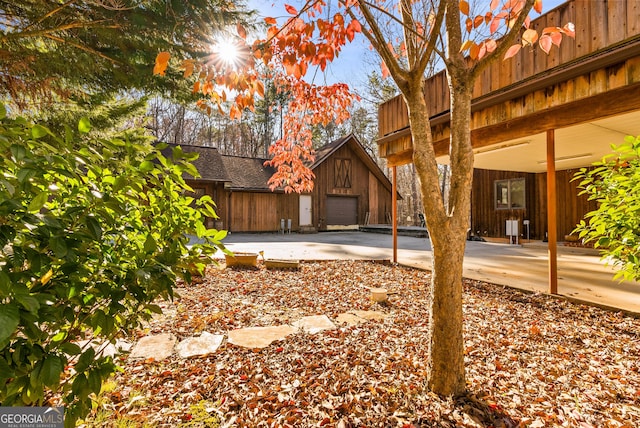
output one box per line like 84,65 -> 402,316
546,129 -> 558,294
392,166 -> 398,264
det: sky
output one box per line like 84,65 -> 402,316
245,0 -> 570,95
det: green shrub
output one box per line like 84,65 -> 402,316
0,106 -> 226,426
574,135 -> 640,282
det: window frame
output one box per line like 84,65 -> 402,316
494,178 -> 526,210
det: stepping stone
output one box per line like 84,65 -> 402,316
293,315 -> 336,334
129,333 -> 176,361
336,310 -> 389,326
348,310 -> 388,321
76,339 -> 132,358
227,325 -> 296,349
176,331 -> 224,359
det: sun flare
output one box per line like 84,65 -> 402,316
212,38 -> 241,68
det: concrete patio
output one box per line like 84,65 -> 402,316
216,231 -> 640,315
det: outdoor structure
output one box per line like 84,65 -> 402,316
376,0 -> 640,292
166,134 -> 394,233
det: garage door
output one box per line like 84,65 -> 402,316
326,196 -> 358,225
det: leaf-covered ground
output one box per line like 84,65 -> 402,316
88,261 -> 639,427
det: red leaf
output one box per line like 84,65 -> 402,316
503,44 -> 521,60
284,4 -> 298,15
264,16 -> 277,25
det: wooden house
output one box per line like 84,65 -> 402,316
376,0 -> 640,290
167,134 -> 394,232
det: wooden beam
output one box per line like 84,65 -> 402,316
546,129 -> 558,294
392,166 -> 398,263
382,82 -> 640,162
472,83 -> 640,149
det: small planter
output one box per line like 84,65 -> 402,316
225,252 -> 259,268
264,259 -> 300,270
370,287 -> 388,303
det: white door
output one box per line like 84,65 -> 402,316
299,195 -> 312,226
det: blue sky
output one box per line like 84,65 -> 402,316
245,0 -> 570,93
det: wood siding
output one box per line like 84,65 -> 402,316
220,190 -> 299,233
311,144 -> 392,230
472,168 -> 597,240
378,0 -> 640,140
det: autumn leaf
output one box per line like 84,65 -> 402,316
264,17 -> 277,25
534,0 -> 543,13
459,0 -> 470,16
284,4 -> 298,15
503,44 -> 521,59
539,34 -> 552,54
237,23 -> 247,39
153,51 -> 171,76
521,28 -> 539,46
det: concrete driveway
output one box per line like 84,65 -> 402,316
218,231 -> 640,314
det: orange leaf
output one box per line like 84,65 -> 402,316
473,15 -> 484,28
192,81 -> 200,94
153,51 -> 171,76
562,22 -> 576,38
485,39 -> 497,53
490,0 -> 500,10
459,0 -> 470,16
381,61 -> 390,79
284,4 -> 298,15
533,0 -> 543,13
469,42 -> 480,60
539,34 -> 552,54
264,17 -> 277,25
522,28 -> 538,46
465,17 -> 473,33
551,31 -> 563,46
503,44 -> 521,59
459,39 -> 474,52
237,23 -> 247,39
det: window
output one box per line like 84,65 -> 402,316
495,178 -> 525,209
334,158 -> 352,188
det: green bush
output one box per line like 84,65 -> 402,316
0,106 -> 226,426
574,135 -> 640,282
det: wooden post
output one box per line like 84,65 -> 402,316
392,166 -> 398,263
546,129 -> 558,294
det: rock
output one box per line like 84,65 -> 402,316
293,315 -> 336,334
336,310 -> 389,325
348,310 -> 389,321
336,313 -> 367,326
76,339 -> 132,358
227,325 -> 296,349
129,333 -> 176,361
176,332 -> 224,359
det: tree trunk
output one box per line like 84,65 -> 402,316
406,68 -> 473,396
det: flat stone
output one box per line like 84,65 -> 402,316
76,339 -> 132,358
227,325 -> 296,349
336,310 -> 389,325
336,313 -> 368,326
349,310 -> 389,321
176,332 -> 224,359
129,333 -> 176,360
293,315 -> 336,334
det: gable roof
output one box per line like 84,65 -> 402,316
162,144 -> 230,183
163,135 -> 393,194
220,155 -> 277,191
312,134 -> 393,193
